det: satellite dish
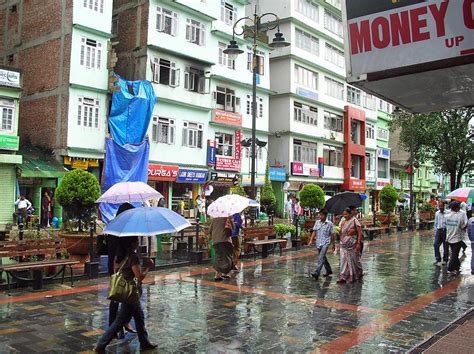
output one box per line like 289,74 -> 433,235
283,181 -> 290,190
204,185 -> 214,196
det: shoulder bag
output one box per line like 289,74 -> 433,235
107,256 -> 140,305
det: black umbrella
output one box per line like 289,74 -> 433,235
324,192 -> 363,215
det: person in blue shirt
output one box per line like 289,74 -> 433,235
309,209 -> 335,281
231,213 -> 243,271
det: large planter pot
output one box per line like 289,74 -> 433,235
419,211 -> 434,221
376,214 -> 391,225
59,232 -> 97,256
161,241 -> 173,253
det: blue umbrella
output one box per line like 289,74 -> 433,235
104,207 -> 191,237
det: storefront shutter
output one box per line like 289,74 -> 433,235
0,165 -> 15,224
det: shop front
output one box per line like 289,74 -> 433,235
269,166 -> 287,217
208,172 -> 240,200
63,155 -> 102,180
147,163 -> 178,208
174,168 -> 208,218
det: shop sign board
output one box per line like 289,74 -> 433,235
0,68 -> 21,88
72,159 -> 89,170
241,174 -> 266,186
210,172 -> 239,186
0,134 -> 19,151
207,140 -> 216,167
296,87 -> 319,101
176,169 -> 208,184
212,109 -> 242,127
148,164 -> 179,181
291,162 -> 320,177
269,167 -> 286,182
376,179 -> 390,190
215,130 -> 242,171
377,148 -> 390,159
349,178 -> 366,191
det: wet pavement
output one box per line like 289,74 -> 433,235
0,230 -> 473,353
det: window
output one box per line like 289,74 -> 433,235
214,86 -> 241,113
221,2 -> 236,26
293,139 -> 317,164
377,158 -> 388,179
111,16 -> 119,37
347,86 -> 361,106
152,117 -> 175,144
186,18 -> 205,46
366,123 -> 375,139
324,11 -> 343,37
324,111 -> 343,132
215,132 -> 234,157
325,43 -> 344,68
83,0 -> 104,13
0,99 -> 14,132
325,77 -> 344,100
351,120 -> 360,144
295,0 -> 319,22
184,66 -> 209,93
366,153 -> 375,171
156,7 -> 178,36
247,51 -> 265,75
219,42 -> 235,69
351,155 -> 362,178
152,58 -> 180,87
323,145 -> 342,167
325,0 -> 341,10
294,101 -> 317,126
77,97 -> 99,128
377,127 -> 389,140
246,95 -> 263,118
295,28 -> 319,56
362,93 -> 376,110
80,38 -> 102,70
182,122 -> 203,148
294,65 -> 318,90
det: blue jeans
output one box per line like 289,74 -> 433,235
468,231 -> 474,272
434,228 -> 448,262
97,301 -> 151,349
313,244 -> 332,276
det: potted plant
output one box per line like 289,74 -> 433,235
419,202 -> 436,221
260,164 -> 276,215
299,184 -> 325,219
377,184 -> 398,225
159,234 -> 173,253
55,169 -> 101,256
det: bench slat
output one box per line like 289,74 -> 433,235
0,259 -> 79,271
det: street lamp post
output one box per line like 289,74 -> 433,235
224,9 -> 289,202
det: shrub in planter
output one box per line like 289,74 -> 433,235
55,169 -> 101,232
419,202 -> 436,220
299,184 -> 325,217
260,165 -> 276,215
380,185 -> 398,216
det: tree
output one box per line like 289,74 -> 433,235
55,169 -> 101,231
230,184 -> 247,197
380,184 -> 398,215
260,164 -> 276,214
299,184 -> 325,212
390,108 -> 474,191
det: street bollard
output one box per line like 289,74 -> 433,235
19,223 -> 24,240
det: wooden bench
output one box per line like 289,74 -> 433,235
419,220 -> 435,230
363,226 -> 388,240
242,226 -> 287,258
0,238 -> 79,295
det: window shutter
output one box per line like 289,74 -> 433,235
185,20 -> 190,40
156,7 -> 163,31
152,122 -> 157,142
77,105 -> 82,125
80,44 -> 85,66
97,46 -> 101,69
169,124 -> 175,144
197,130 -> 203,148
152,63 -> 160,82
172,13 -> 178,36
235,97 -> 241,113
184,72 -> 190,90
170,68 -> 180,87
200,24 -> 205,45
198,76 -> 205,93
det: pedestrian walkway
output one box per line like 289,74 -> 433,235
0,231 -> 473,353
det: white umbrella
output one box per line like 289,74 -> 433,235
97,181 -> 163,204
207,195 -> 259,218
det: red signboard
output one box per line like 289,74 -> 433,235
212,109 -> 242,127
348,179 -> 366,191
148,164 -> 179,181
215,130 -> 242,172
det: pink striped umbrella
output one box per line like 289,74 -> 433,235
446,187 -> 474,203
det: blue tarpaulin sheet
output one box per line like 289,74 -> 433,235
108,76 -> 157,146
99,138 -> 150,223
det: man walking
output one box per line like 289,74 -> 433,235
433,201 -> 448,266
309,209 -> 335,280
15,195 -> 32,226
445,201 -> 468,274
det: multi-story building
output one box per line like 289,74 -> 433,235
0,66 -> 22,230
255,0 -> 379,214
0,0 -> 113,220
113,0 -> 270,213
374,100 -> 392,210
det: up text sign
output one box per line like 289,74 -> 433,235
345,0 -> 474,77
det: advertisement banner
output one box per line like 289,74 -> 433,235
345,0 -> 474,77
207,139 -> 216,167
212,109 -> 242,127
176,169 -> 208,184
0,134 -> 19,151
349,178 -> 366,191
0,68 -> 21,88
148,164 -> 179,181
377,148 -> 391,159
215,130 -> 242,171
291,162 -> 320,177
210,172 -> 240,186
269,167 -> 287,182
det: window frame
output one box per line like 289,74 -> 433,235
295,0 -> 319,22
294,64 -> 318,90
295,28 -> 319,56
152,58 -> 180,87
156,7 -> 179,36
214,86 -> 240,113
182,121 -> 203,148
184,66 -> 209,94
293,101 -> 318,126
215,132 -> 235,157
77,97 -> 100,129
324,77 -> 344,100
218,42 -> 235,69
293,139 -> 318,164
83,0 -> 104,13
324,10 -> 343,37
377,127 -> 389,141
323,144 -> 343,167
221,2 -> 236,26
366,123 -> 375,139
323,111 -> 343,132
186,18 -> 206,46
0,99 -> 15,133
152,116 -> 175,145
80,37 -> 102,70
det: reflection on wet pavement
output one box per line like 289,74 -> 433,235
0,231 -> 473,353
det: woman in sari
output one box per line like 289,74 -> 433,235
209,216 -> 235,281
337,208 -> 363,284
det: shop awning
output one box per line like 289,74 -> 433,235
19,146 -> 69,178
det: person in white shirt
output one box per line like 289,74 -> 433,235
15,195 -> 32,225
285,197 -> 293,223
445,201 -> 468,273
433,201 -> 448,266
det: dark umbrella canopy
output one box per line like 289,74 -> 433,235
325,192 -> 363,215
